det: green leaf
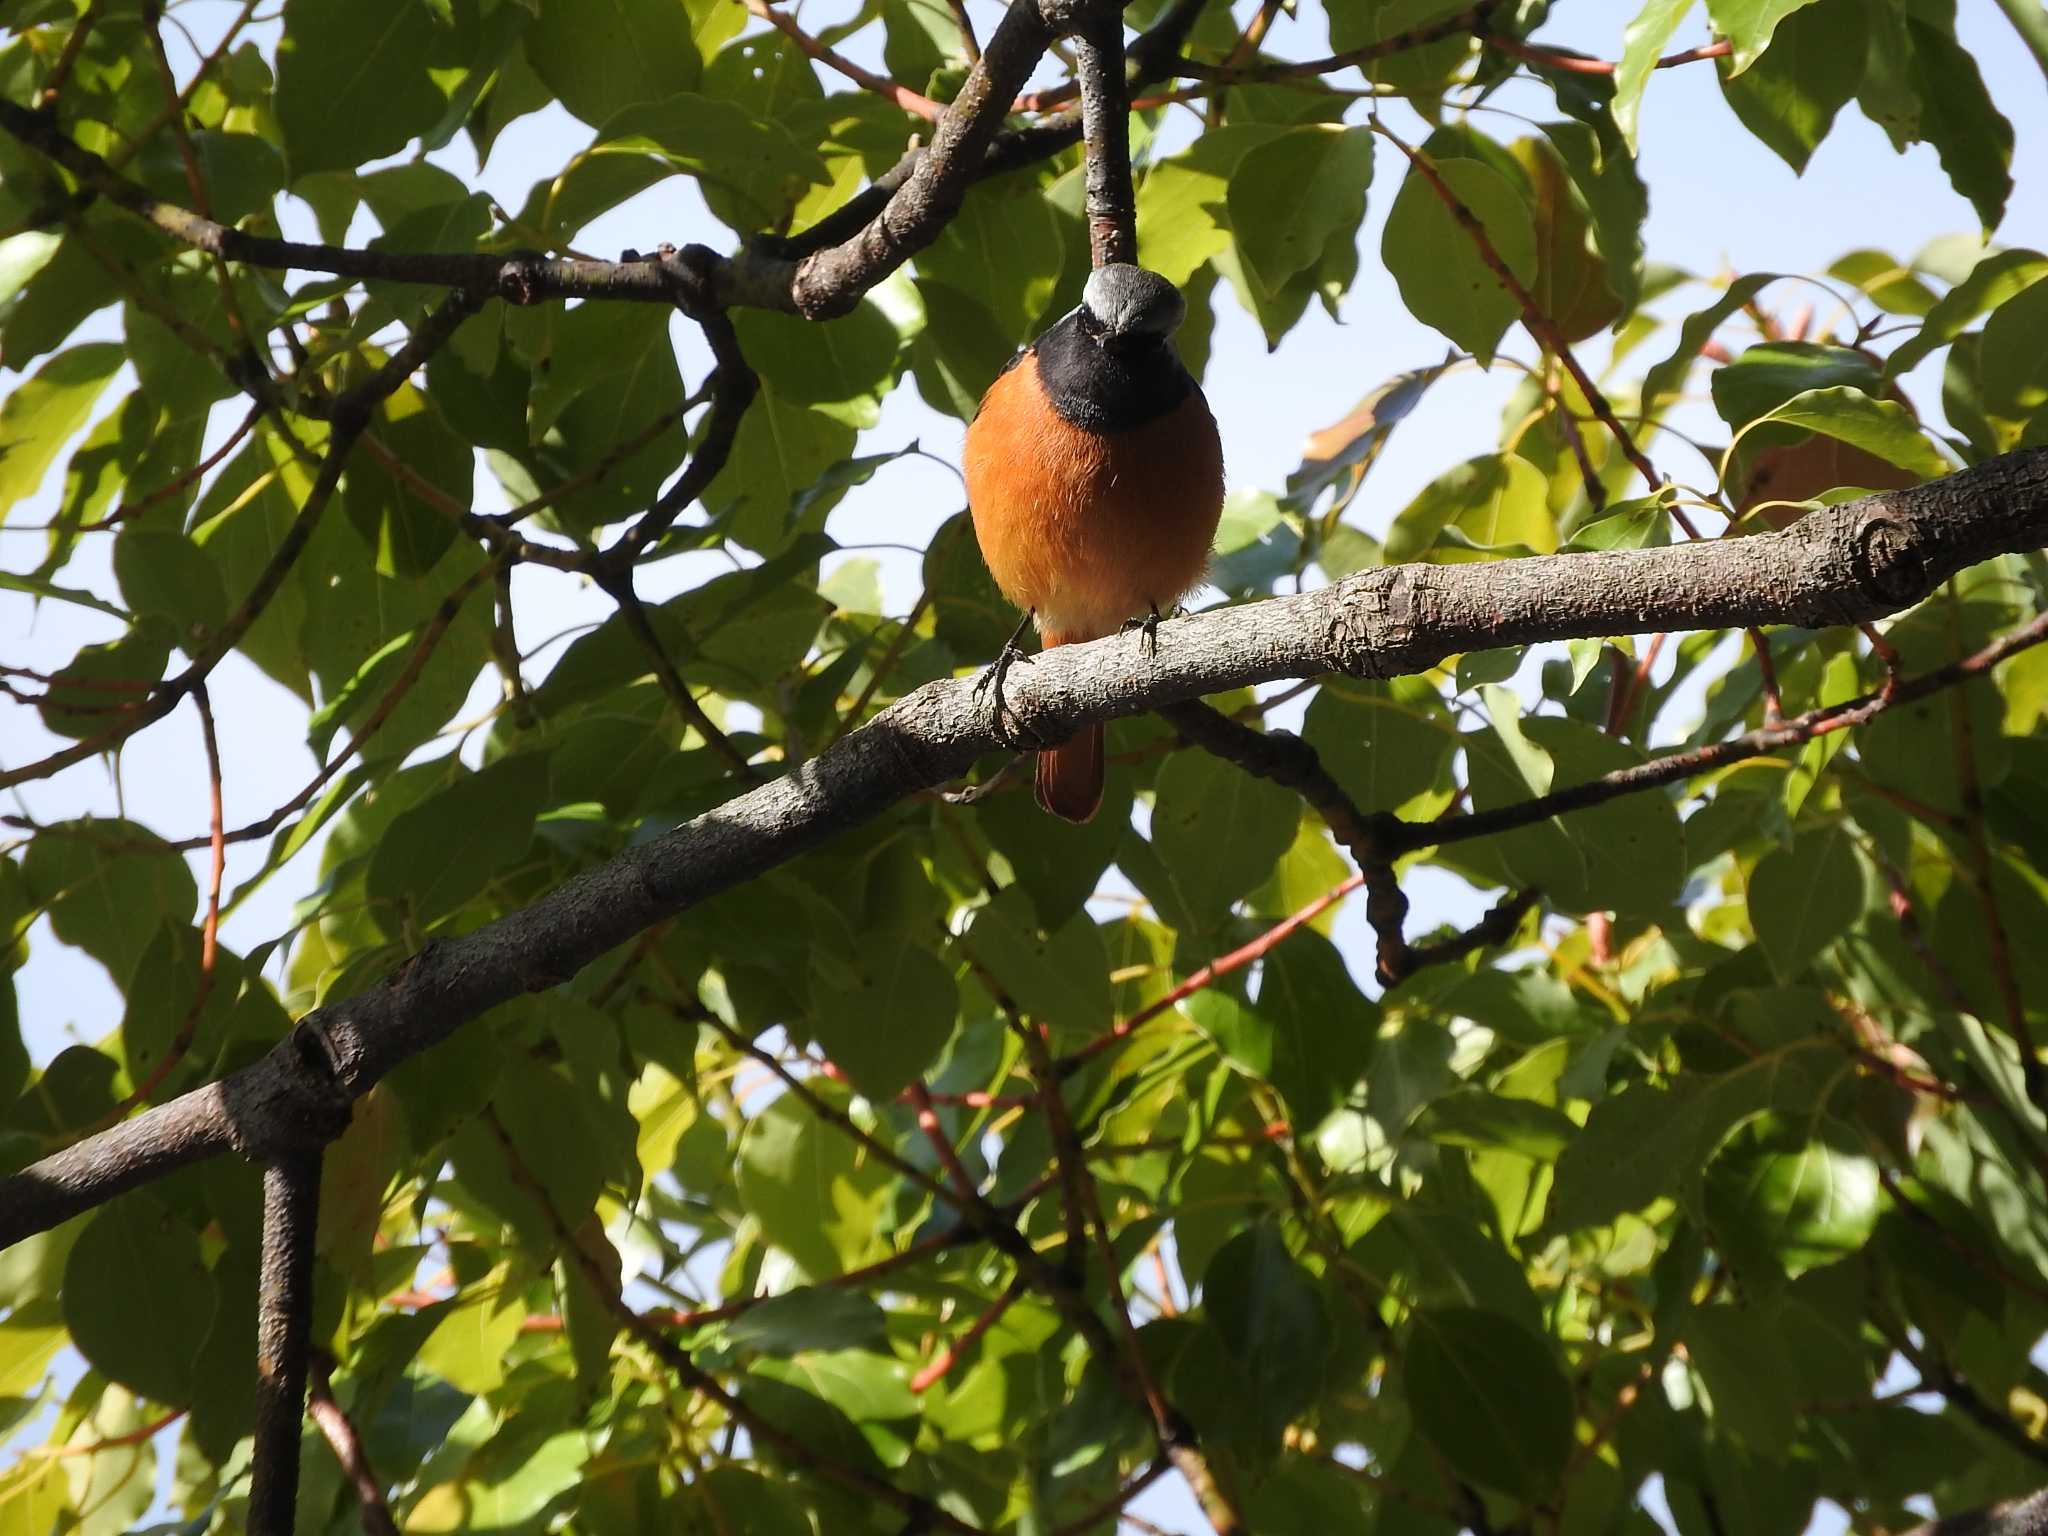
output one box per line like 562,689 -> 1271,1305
1481,685 -> 1555,796
1615,0 -> 1699,148
963,886 -> 1111,1048
1413,1090 -> 1579,1160
588,94 -> 830,233
523,297 -> 688,534
1201,1224 -> 1329,1447
1383,156 -> 1535,367
1889,248 -> 2047,376
1710,340 -> 1883,428
1716,0 -> 1864,171
364,753 -> 552,931
1704,0 -> 1823,74
1683,1303 -> 1797,1446
1405,1307 -> 1572,1499
732,302 -> 904,431
63,1193 -> 216,1403
525,0 -> 705,126
976,765 -> 1131,929
35,625 -> 170,741
1642,273 -> 1780,413
1550,1044 -> 1837,1229
807,937 -> 957,1102
719,1290 -> 888,1357
417,1265 -> 527,1396
24,822 -> 197,989
1750,386 -> 1950,480
1135,125 -> 1286,287
735,1092 -> 894,1278
1904,16 -> 2014,233
0,343 -> 121,523
1702,1115 -> 1880,1281
1747,826 -> 1863,981
918,168 -> 1065,343
1978,272 -> 2048,425
1228,126 -> 1374,300
1150,748 -> 1299,930
341,385 -> 470,577
276,0 -> 451,174
1303,683 -> 1458,815
1387,453 -> 1554,562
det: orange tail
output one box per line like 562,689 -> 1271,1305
1035,722 -> 1104,823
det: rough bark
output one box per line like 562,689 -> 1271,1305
0,448 -> 2043,1248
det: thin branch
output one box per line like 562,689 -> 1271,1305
1487,34 -> 1732,78
306,1356 -> 399,1536
1174,0 -> 1501,83
2,451 -> 2043,1248
1405,609 -> 2048,856
741,0 -> 944,119
479,1109 -> 984,1533
594,569 -> 761,780
36,0 -> 107,107
248,1156 -> 321,1536
910,1275 -> 1026,1392
91,685 -> 226,1123
1948,595 -> 2042,1108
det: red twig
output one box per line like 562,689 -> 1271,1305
307,1357 -> 399,1536
94,685 -> 225,1124
1061,872 -> 1364,1070
1486,34 -> 1730,77
742,0 -> 944,119
911,1276 -> 1025,1392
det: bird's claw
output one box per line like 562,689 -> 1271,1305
976,612 -> 1038,751
1120,603 -> 1179,658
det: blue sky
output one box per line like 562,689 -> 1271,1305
3,0 -> 2045,1528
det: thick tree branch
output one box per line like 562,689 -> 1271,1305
248,1156 -> 321,1536
1,452 -> 2043,1249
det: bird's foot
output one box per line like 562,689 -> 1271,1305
974,611 -> 1037,750
1120,603 -> 1181,658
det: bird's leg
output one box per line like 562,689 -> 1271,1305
1120,602 -> 1178,658
974,609 -> 1037,749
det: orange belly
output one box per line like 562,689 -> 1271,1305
964,351 -> 1226,647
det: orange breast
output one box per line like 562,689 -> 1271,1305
964,352 -> 1225,646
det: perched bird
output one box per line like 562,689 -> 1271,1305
963,263 -> 1226,823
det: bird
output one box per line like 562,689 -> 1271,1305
963,263 -> 1226,823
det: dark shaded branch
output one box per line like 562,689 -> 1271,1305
1071,13 -> 1136,267
784,0 -> 1059,317
2,451 -> 2044,1248
610,250 -> 759,560
248,1156 -> 321,1536
1902,1489 -> 2048,1536
1406,608 -> 2048,855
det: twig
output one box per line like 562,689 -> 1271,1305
1948,596 -> 2042,1108
1049,1457 -> 1172,1536
249,1156 -> 321,1536
480,1108 -> 984,1532
911,1275 -> 1026,1392
595,571 -> 761,780
1174,0 -> 1501,83
306,1356 -> 400,1536
741,0 -> 944,118
91,685 -> 226,1122
36,0 -> 106,107
1486,34 -> 1731,77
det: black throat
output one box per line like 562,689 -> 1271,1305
1029,307 -> 1197,434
